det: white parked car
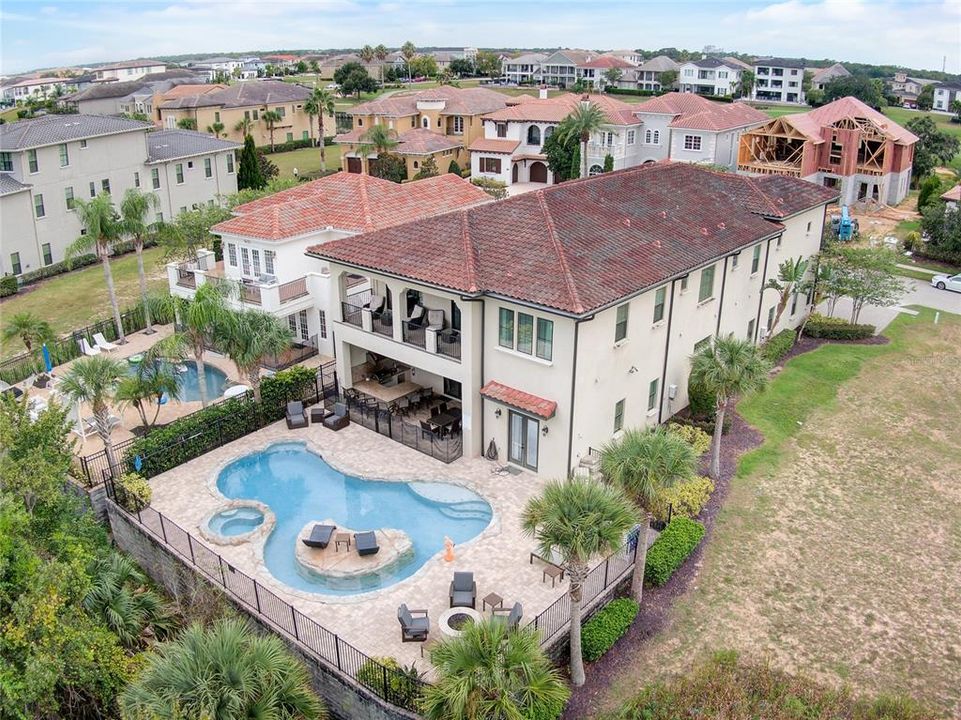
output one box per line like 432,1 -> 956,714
930,273 -> 961,292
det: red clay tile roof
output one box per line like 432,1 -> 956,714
941,184 -> 961,202
480,381 -> 557,419
334,128 -> 461,155
484,93 -> 640,126
632,93 -> 769,131
349,86 -> 510,117
777,96 -> 918,145
216,173 -> 490,240
468,138 -> 521,154
579,55 -> 636,70
309,163 -> 838,315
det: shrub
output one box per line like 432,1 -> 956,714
652,476 -> 714,522
259,137 -> 315,154
357,656 -> 423,707
471,177 -> 507,199
762,329 -> 796,364
666,422 -> 711,456
0,274 -> 17,297
581,598 -> 639,661
260,365 -> 319,420
917,174 -> 942,211
902,231 -> 923,253
116,472 -> 151,511
447,159 -> 462,175
687,379 -> 716,421
802,314 -> 875,340
645,517 -> 705,586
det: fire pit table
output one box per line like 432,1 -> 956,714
438,606 -> 482,638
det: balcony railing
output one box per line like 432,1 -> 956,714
176,266 -> 196,289
372,310 -> 393,337
401,320 -> 426,348
342,302 -> 363,327
240,283 -> 261,305
437,329 -> 461,360
278,276 -> 309,303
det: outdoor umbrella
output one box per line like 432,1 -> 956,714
42,344 -> 53,374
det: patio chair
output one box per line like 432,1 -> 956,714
419,420 -> 434,440
355,531 -> 379,556
323,402 -> 349,431
430,406 -> 441,418
492,602 -> 523,630
302,524 -> 336,549
366,294 -> 385,319
92,332 -> 118,352
406,304 -> 427,328
449,571 -> 476,608
285,401 -> 308,430
397,603 -> 430,642
426,309 -> 445,332
79,338 -> 101,356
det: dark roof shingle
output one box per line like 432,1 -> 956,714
145,129 -> 241,163
0,114 -> 150,150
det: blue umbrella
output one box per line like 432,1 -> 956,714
41,344 -> 53,374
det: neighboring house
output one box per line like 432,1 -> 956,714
1,76 -> 80,102
168,173 -> 490,358
318,54 -> 380,81
0,115 -> 239,277
261,54 -> 300,70
631,93 -> 769,169
634,55 -> 680,92
578,55 -> 637,90
61,71 -> 207,120
933,83 -> 961,112
610,49 -> 643,65
158,81 -> 325,147
888,72 -> 939,108
309,162 -> 838,477
502,53 -> 547,85
678,57 -> 742,96
188,57 -> 247,75
539,50 -> 592,88
941,184 -> 960,210
469,91 -> 642,187
808,63 -> 850,92
94,59 -> 167,83
737,95 -> 917,205
752,58 -> 806,103
336,86 -> 513,176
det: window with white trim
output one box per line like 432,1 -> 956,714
241,247 -> 250,275
264,250 -> 275,274
227,243 -> 237,267
647,378 -> 659,411
318,310 -> 327,339
251,248 -> 261,275
615,303 -> 629,342
683,135 -> 702,151
614,399 -> 625,432
627,130 -> 635,145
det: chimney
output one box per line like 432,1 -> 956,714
538,85 -> 548,100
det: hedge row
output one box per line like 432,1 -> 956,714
802,314 -> 875,340
762,329 -> 796,364
605,87 -> 663,97
0,275 -> 17,298
261,137 -> 315,154
581,598 -> 639,661
652,476 -> 715,522
645,517 -> 705,587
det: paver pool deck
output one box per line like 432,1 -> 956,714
147,418 -> 580,672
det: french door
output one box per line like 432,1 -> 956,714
509,411 -> 539,471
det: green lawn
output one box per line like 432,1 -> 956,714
0,246 -> 169,359
269,144 -> 342,178
0,106 -> 20,123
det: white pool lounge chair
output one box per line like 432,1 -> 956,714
80,338 -> 101,356
92,332 -> 118,352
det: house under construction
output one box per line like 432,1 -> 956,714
737,96 -> 917,206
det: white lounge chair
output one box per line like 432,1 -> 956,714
80,338 -> 101,356
92,332 -> 118,352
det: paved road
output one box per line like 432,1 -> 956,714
821,279 -> 961,332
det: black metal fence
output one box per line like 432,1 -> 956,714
262,335 -> 319,371
104,484 -> 427,712
344,396 -> 463,464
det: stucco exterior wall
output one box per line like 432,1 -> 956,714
0,190 -> 39,275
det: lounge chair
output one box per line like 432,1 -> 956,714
397,603 -> 429,642
426,309 -> 445,332
322,401 -> 349,431
366,294 -> 385,318
92,332 -> 118,352
406,304 -> 426,328
79,338 -> 101,356
285,401 -> 308,429
449,571 -> 476,608
302,524 -> 336,549
492,602 -> 523,630
355,531 -> 379,556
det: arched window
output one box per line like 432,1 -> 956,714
652,130 -> 660,145
422,117 -> 429,129
544,126 -> 555,141
644,129 -> 652,144
527,125 -> 541,146
589,164 -> 604,176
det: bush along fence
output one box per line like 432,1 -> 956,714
0,302 -> 175,386
645,517 -> 705,587
802,314 -> 875,340
79,363 -> 338,485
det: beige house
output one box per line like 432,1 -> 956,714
94,59 -> 167,83
308,163 -> 838,476
158,81 -> 330,147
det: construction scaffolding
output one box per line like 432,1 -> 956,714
737,117 -> 807,176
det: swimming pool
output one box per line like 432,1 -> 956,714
208,506 -> 265,537
216,442 -> 493,595
128,360 -> 228,402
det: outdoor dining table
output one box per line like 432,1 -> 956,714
428,407 -> 462,433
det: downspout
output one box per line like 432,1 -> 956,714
565,318 -> 582,477
715,255 -> 730,337
754,237 -> 774,340
657,279 -> 677,424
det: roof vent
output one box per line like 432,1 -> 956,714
660,211 -> 667,219
717,222 -> 726,230
701,227 -> 709,236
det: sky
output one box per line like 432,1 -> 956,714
1,0 -> 959,76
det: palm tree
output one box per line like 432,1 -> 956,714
234,115 -> 254,139
206,121 -> 225,138
115,360 -> 180,431
119,188 -> 159,334
309,59 -> 320,84
689,335 -> 771,480
601,427 -> 697,604
763,256 -> 809,339
401,40 -> 417,82
261,109 -> 282,151
83,553 -> 171,648
215,309 -> 292,402
67,193 -> 126,343
59,355 -> 127,478
422,619 -> 570,720
2,311 -> 55,355
304,86 -> 336,169
359,124 -> 399,174
522,477 -> 635,687
119,618 -> 326,720
374,44 -> 389,84
560,102 -> 608,178
359,44 -> 375,72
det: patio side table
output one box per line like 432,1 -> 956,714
542,565 -> 564,587
334,532 -> 351,552
482,592 -> 503,612
310,406 -> 329,424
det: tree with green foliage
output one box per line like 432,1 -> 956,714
951,99 -> 961,123
60,355 -> 128,478
917,175 -> 943,211
206,121 -> 225,138
735,69 -> 755,98
920,200 -> 961,263
114,357 -> 180,431
422,619 -> 570,720
335,61 -> 379,96
176,117 -> 197,130
67,193 -> 127,343
905,116 -> 961,180
602,67 -> 623,89
296,59 -> 308,74
659,69 -> 678,90
413,154 -> 439,180
374,44 -> 389,83
359,123 -> 401,177
474,50 -> 502,78
234,115 -> 254,137
544,118 -> 581,182
601,427 -> 697,604
83,553 -> 171,648
215,309 -> 293,402
560,103 -> 609,179
261,109 -> 282,151
304,85 -> 336,168
449,57 -> 474,77
2,311 -> 55,356
359,44 -> 375,68
309,59 -> 320,81
447,159 -> 462,175
401,40 -> 417,81
120,617 -> 326,720
916,83 -> 934,111
237,133 -> 266,190
522,477 -> 635,686
603,153 -> 614,172
821,75 -> 884,107
690,336 -> 771,480
119,188 -> 160,333
226,177 -> 301,208
763,256 -> 809,338
156,202 -> 231,263
410,54 -> 438,79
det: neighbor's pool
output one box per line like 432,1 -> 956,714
217,442 -> 493,595
128,360 -> 228,402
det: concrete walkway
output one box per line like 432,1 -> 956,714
820,279 -> 961,333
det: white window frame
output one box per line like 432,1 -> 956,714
683,135 -> 702,151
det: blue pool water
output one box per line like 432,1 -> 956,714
128,360 -> 228,402
217,442 -> 493,595
208,506 -> 265,537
